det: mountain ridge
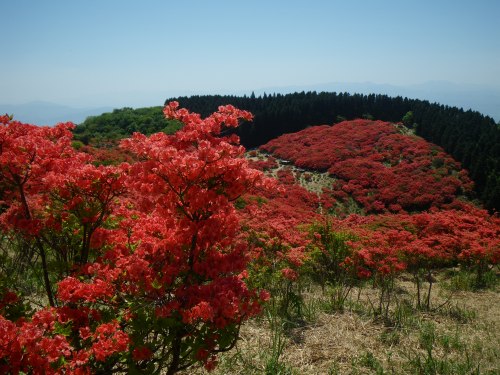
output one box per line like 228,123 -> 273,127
3,80 -> 499,125
0,101 -> 113,126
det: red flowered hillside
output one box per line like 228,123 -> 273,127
1,107 -> 499,375
260,119 -> 473,213
239,119 -> 498,303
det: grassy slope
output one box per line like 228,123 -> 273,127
182,260 -> 499,374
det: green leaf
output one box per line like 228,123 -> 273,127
151,279 -> 162,289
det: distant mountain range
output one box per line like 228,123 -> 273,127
0,101 -> 114,126
1,81 -> 499,125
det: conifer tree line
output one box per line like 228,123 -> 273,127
74,91 -> 500,211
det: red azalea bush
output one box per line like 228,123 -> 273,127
78,142 -> 136,165
261,120 -> 473,213
334,203 -> 500,308
247,154 -> 278,171
234,164 -> 322,318
0,104 -> 274,374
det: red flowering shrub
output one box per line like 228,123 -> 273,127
0,309 -> 130,374
261,120 -> 473,213
338,204 -> 500,308
0,104 -> 275,374
233,164 -> 321,319
0,116 -> 87,236
0,116 -> 95,305
79,141 -> 135,165
247,154 -> 278,171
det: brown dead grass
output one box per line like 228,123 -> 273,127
184,275 -> 500,374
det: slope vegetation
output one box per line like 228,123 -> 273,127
260,119 -> 472,214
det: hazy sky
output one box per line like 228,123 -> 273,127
1,0 -> 499,108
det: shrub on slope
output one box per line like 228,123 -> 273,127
261,120 -> 473,213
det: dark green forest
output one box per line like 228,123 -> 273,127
73,92 -> 500,211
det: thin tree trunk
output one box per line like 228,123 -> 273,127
426,270 -> 433,310
19,183 -> 55,306
166,332 -> 182,375
37,238 -> 55,307
415,273 -> 421,309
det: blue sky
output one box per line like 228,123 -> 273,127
1,0 -> 499,108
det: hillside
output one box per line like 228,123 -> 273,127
1,108 -> 498,374
170,93 -> 500,212
204,119 -> 500,374
260,119 -> 473,214
73,92 -> 500,211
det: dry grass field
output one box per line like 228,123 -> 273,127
184,271 -> 499,374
